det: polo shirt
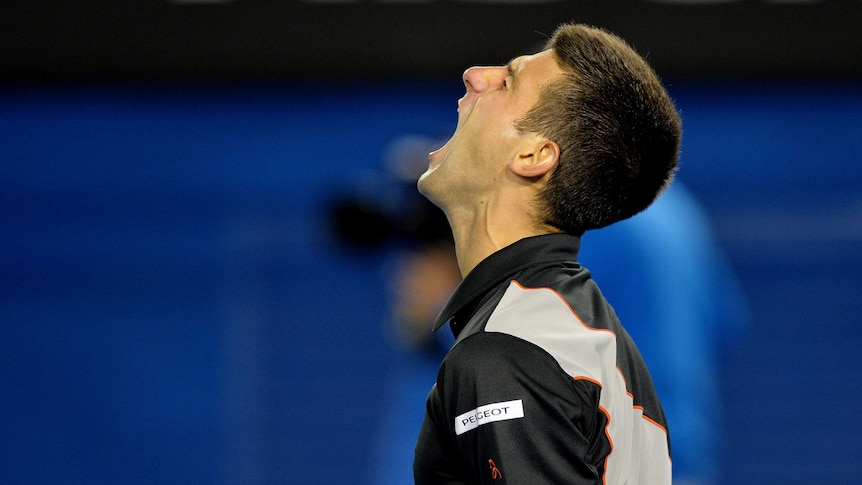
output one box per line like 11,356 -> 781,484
413,233 -> 671,484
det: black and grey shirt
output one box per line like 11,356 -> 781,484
414,233 -> 671,484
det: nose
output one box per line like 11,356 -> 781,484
462,66 -> 506,94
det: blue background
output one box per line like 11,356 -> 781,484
2,79 -> 860,484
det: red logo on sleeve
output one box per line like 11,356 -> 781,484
488,459 -> 503,480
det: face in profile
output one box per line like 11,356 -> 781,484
417,49 -> 564,211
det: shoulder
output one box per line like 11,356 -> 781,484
439,331 -> 601,411
445,331 -> 566,378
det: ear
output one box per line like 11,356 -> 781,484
509,138 -> 559,179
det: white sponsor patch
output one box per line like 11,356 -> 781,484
454,399 -> 524,435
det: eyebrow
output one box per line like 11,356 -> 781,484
505,57 -> 523,87
506,57 -> 522,77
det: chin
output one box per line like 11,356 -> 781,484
416,167 -> 442,204
416,179 -> 433,204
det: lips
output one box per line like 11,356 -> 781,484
428,138 -> 451,166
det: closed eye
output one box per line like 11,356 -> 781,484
505,62 -> 516,89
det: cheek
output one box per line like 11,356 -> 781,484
466,112 -> 515,144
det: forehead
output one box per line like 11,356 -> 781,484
507,49 -> 563,83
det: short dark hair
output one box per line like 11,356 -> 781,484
516,23 -> 682,236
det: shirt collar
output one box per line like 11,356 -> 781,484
432,233 -> 582,332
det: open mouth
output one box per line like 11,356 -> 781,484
426,91 -> 476,167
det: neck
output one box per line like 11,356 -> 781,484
445,192 -> 557,277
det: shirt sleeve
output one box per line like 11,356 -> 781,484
429,331 -> 610,484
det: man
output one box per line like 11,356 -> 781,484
413,23 -> 682,485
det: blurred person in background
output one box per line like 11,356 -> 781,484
328,135 -> 460,484
578,181 -> 747,485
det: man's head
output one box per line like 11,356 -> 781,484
418,22 -> 680,239
417,49 -> 565,222
517,23 -> 682,236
